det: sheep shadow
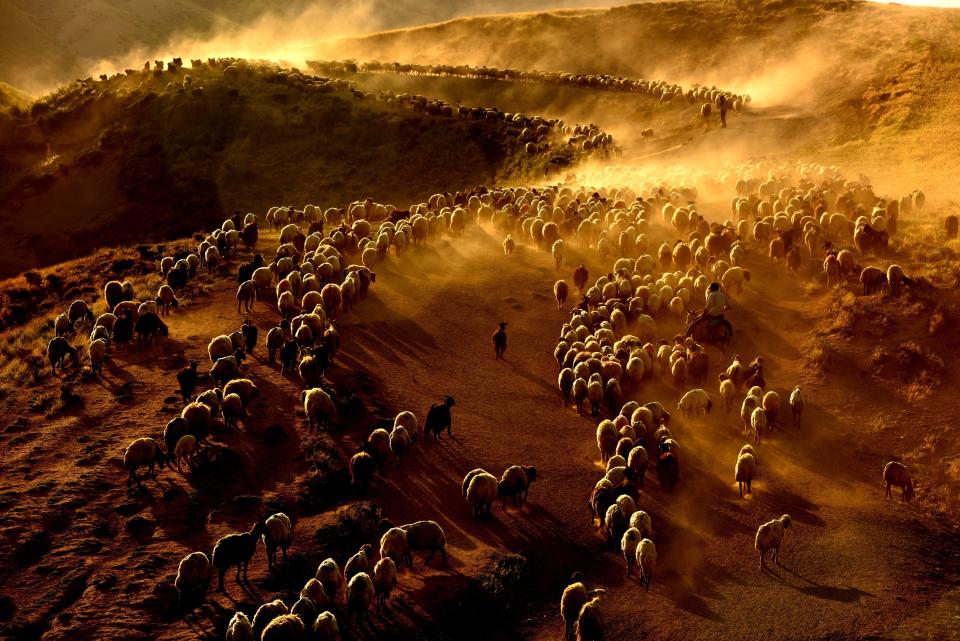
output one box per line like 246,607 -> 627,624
764,564 -> 874,603
760,486 -> 826,527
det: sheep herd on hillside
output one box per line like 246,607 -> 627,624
29,54 -> 930,640
306,59 -> 751,115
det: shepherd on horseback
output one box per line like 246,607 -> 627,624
686,282 -> 732,340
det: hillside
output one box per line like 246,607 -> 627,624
0,80 -> 30,111
0,0 -> 604,95
331,0 -> 960,200
0,59 -> 596,278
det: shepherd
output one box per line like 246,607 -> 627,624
493,321 -> 508,360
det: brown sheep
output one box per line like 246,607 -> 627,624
945,215 -> 958,240
883,461 -> 913,501
768,237 -> 785,264
859,266 -> 886,295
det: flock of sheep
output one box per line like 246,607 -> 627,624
28,53 -> 929,641
306,59 -> 751,115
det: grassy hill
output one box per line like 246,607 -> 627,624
0,60 -> 589,277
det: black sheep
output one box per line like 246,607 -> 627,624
241,320 -> 258,355
424,396 -> 456,439
492,322 -> 507,360
176,361 -> 198,403
656,452 -> 680,492
212,521 -> 268,591
279,339 -> 299,376
135,312 -> 168,348
47,337 -> 79,371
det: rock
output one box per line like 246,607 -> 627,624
125,515 -> 156,537
0,595 -> 16,621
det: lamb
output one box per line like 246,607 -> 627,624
499,465 -> 537,508
302,387 -> 336,430
252,600 -> 288,640
373,557 -> 397,611
212,521 -> 269,590
621,527 -> 641,576
883,461 -> 914,501
677,388 -> 712,420
263,512 -> 293,567
225,612 -> 254,641
237,280 -> 257,313
174,434 -> 197,471
575,589 -> 606,641
636,538 -> 657,591
735,452 -> 756,497
123,437 -> 167,486
425,395 -> 455,439
262,614 -> 305,641
174,551 -> 212,608
347,572 -> 375,625
555,280 -> 570,310
350,452 -> 376,491
400,520 -> 447,565
47,337 -> 79,371
789,386 -> 804,428
755,514 -> 792,570
465,470 -> 499,520
89,338 -> 107,375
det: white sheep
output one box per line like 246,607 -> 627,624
465,470 -> 498,520
735,452 -> 756,498
719,376 -> 735,412
208,334 -> 233,362
262,614 -> 304,641
503,234 -> 515,257
174,551 -> 212,608
636,538 -> 657,591
621,527 -> 642,576
89,338 -> 107,375
789,386 -> 804,428
315,558 -> 343,600
174,434 -> 196,471
677,388 -> 712,420
629,510 -> 652,539
394,410 -> 420,441
575,589 -> 606,641
252,600 -> 288,640
225,612 -> 254,641
347,572 -> 375,625
750,406 -> 767,444
373,557 -> 397,611
755,514 -> 792,570
312,611 -> 340,641
263,512 -> 292,567
380,527 -> 410,567
552,239 -> 565,270
302,387 -> 336,431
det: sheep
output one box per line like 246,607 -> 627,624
553,238 -> 565,269
89,338 -> 107,375
561,574 -> 588,641
636,538 -> 657,591
380,527 -> 411,569
224,378 -> 259,408
263,512 -> 293,567
720,266 -> 750,296
503,234 -> 515,257
350,452 -> 376,491
54,313 -> 72,337
261,614 -> 304,641
373,557 -> 397,611
47,337 -> 79,371
156,284 -> 179,315
657,452 -> 679,492
174,551 -> 212,608
573,378 -> 588,413
719,375 -> 735,412
762,390 -> 781,429
67,299 -> 95,327
555,280 -> 570,310
425,395 -> 455,438
212,521 -> 268,590
123,437 -> 167,486
237,280 -> 257,313
465,470 -> 499,520
789,386 -> 804,428
175,361 -> 198,404
210,350 -> 245,385
859,266 -> 886,295
315,558 -> 344,600
288,599 -> 317,633
389,425 -> 412,466
174,434 -> 197,471
312,611 -> 340,641
575,590 -> 606,641
252,600 -> 289,640
225,612 -> 254,641
499,465 -> 537,508
677,388 -> 712,421
347,572 -> 375,625
301,579 -> 331,611
629,510 -> 652,539
596,420 -> 618,463
208,334 -> 234,362
621,527 -> 641,576
302,387 -> 336,430
587,375 -> 605,417
740,443 -> 758,464
883,461 -> 914,501
751,406 -> 767,444
755,514 -> 792,570
887,264 -> 913,295
400,520 -> 447,565
735,452 -> 756,497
